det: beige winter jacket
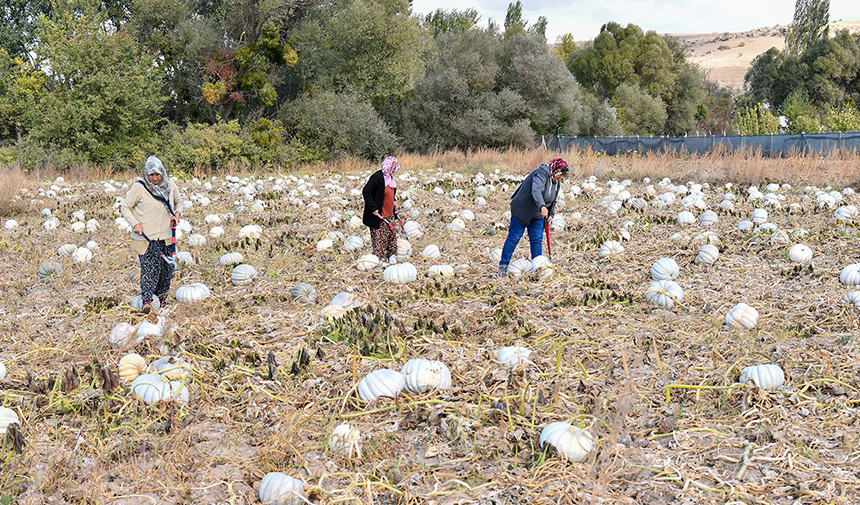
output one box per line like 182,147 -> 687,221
121,179 -> 184,254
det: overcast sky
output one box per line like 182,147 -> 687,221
411,0 -> 860,42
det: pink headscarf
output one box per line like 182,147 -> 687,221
381,156 -> 399,188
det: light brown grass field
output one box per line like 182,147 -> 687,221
1,148 -> 860,504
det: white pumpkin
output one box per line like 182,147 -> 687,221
118,354 -> 146,383
209,226 -> 225,238
358,369 -> 406,402
137,321 -> 163,339
421,244 -> 442,261
840,264 -> 860,286
175,283 -> 211,304
428,264 -> 455,278
788,244 -> 812,263
645,280 -> 684,309
347,215 -> 363,230
842,290 -> 860,309
219,252 -> 244,266
498,346 -> 533,367
454,264 -> 471,275
329,292 -> 362,310
446,218 -> 466,233
0,361 -> 5,379
320,305 -> 348,321
489,248 -> 502,261
739,364 -> 785,389
85,218 -> 100,233
130,374 -> 188,405
72,247 -> 93,264
401,358 -> 452,394
148,356 -> 188,380
238,224 -> 262,239
383,263 -> 417,284
231,264 -> 257,285
37,261 -> 64,281
403,221 -> 423,239
695,244 -> 719,265
71,221 -> 86,233
751,208 -> 768,224
109,322 -> 141,347
259,472 -> 305,505
4,220 -> 18,230
130,295 -> 161,311
290,283 -> 318,303
342,235 -> 364,252
725,303 -> 759,329
677,211 -> 696,225
187,234 -> 207,247
737,220 -> 754,231
599,240 -> 624,258
651,258 -> 679,281
539,422 -> 595,463
328,424 -> 361,458
699,210 -> 718,226
316,238 -> 334,251
355,254 -> 380,271
506,258 -> 533,279
175,251 -> 195,266
531,255 -> 554,280
396,238 -> 412,262
0,407 -> 20,436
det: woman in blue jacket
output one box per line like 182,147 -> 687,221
498,157 -> 568,278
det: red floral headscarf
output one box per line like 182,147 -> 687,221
548,157 -> 569,178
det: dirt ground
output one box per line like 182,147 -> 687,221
1,163 -> 860,504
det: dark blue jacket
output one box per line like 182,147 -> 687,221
510,163 -> 560,226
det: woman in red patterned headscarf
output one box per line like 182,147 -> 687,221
497,157 -> 568,278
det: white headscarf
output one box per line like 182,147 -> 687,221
142,155 -> 170,201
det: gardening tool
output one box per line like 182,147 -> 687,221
381,212 -> 408,240
139,231 -> 177,267
544,219 -> 552,260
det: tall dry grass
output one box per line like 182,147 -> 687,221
0,165 -> 26,215
12,145 -> 860,187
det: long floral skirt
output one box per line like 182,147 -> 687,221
370,224 -> 397,261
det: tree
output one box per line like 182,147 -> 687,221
552,33 -> 577,62
422,8 -> 479,37
824,102 -> 860,132
0,48 -> 45,141
734,103 -> 779,135
27,0 -> 166,165
610,83 -> 667,135
0,0 -> 52,60
785,0 -> 830,58
781,91 -> 820,133
288,0 -> 425,110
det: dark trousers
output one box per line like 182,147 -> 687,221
139,241 -> 175,303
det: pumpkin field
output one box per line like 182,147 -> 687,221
2,150 -> 860,504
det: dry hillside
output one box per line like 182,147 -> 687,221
678,20 -> 860,90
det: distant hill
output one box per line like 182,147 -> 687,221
676,20 -> 860,91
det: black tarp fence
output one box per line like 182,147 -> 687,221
546,132 -> 860,156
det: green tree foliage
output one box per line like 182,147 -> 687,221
503,1 -> 546,41
552,33 -> 577,62
734,103 -> 779,135
785,0 -> 830,57
0,48 -> 45,140
0,0 -> 52,60
280,91 -> 396,160
422,8 -> 479,37
823,102 -> 860,132
781,91 -> 820,133
746,30 -> 860,112
289,0 -> 425,109
403,25 -> 617,152
611,83 -> 667,135
696,82 -> 735,135
567,22 -> 703,135
26,0 -> 166,166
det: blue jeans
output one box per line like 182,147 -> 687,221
500,216 -> 544,266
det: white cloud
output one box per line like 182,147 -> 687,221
410,0 -> 859,42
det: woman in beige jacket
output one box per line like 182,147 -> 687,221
121,156 -> 183,313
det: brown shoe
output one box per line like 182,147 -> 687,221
141,301 -> 152,314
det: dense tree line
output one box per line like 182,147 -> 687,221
0,0 -> 858,170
